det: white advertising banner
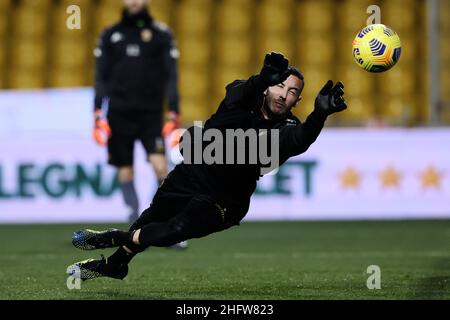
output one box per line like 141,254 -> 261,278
248,129 -> 450,220
0,88 -> 449,223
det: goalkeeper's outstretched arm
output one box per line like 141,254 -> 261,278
281,80 -> 347,158
93,30 -> 113,111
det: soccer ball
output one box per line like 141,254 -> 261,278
352,24 -> 402,73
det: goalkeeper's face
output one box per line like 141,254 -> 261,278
264,75 -> 303,116
123,0 -> 149,14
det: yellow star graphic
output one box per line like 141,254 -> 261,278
339,166 -> 361,189
380,166 -> 401,189
420,166 -> 443,189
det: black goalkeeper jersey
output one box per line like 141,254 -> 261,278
174,74 -> 327,223
94,9 -> 179,114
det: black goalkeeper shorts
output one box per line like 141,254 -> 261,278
128,166 -> 237,240
106,109 -> 165,167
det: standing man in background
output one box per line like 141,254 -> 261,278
92,0 -> 181,226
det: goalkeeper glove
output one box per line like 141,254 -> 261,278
162,111 -> 180,145
259,52 -> 290,87
93,109 -> 111,146
314,80 -> 347,116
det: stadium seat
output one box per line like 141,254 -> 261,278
0,68 -> 5,88
0,0 -> 11,9
179,67 -> 209,100
379,96 -> 414,125
215,36 -> 252,67
298,37 -> 333,65
441,1 -> 450,33
48,67 -> 87,87
256,35 -> 293,62
338,0 -> 373,32
52,37 -> 88,68
378,65 -> 415,97
9,67 -> 45,89
441,68 -> 449,101
150,0 -> 172,24
11,38 -> 47,68
296,65 -> 330,99
296,0 -> 334,32
257,0 -> 293,34
54,0 -> 91,11
175,0 -> 211,36
335,96 -> 375,125
13,0 -> 51,13
13,3 -> 49,37
298,63 -> 376,125
0,11 -> 8,38
216,0 -> 252,35
337,33 -> 358,64
441,34 -> 449,66
178,38 -> 211,69
94,0 -> 123,37
181,96 -> 211,122
81,64 -> 94,88
17,0 -> 50,8
212,66 -> 250,101
0,39 -> 5,67
382,0 -> 415,32
396,35 -> 416,64
337,65 -> 373,96
56,0 -> 90,7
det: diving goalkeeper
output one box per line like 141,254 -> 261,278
68,52 -> 347,280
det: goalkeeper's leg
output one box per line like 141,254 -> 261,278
68,194 -> 229,280
132,194 -> 228,247
108,194 -> 228,260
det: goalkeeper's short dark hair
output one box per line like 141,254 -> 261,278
288,66 -> 305,91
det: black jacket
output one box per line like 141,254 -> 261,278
94,9 -> 179,113
177,74 -> 327,222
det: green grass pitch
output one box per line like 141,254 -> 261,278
0,220 -> 449,299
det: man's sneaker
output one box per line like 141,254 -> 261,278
72,229 -> 118,250
169,241 -> 189,250
67,255 -> 128,281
